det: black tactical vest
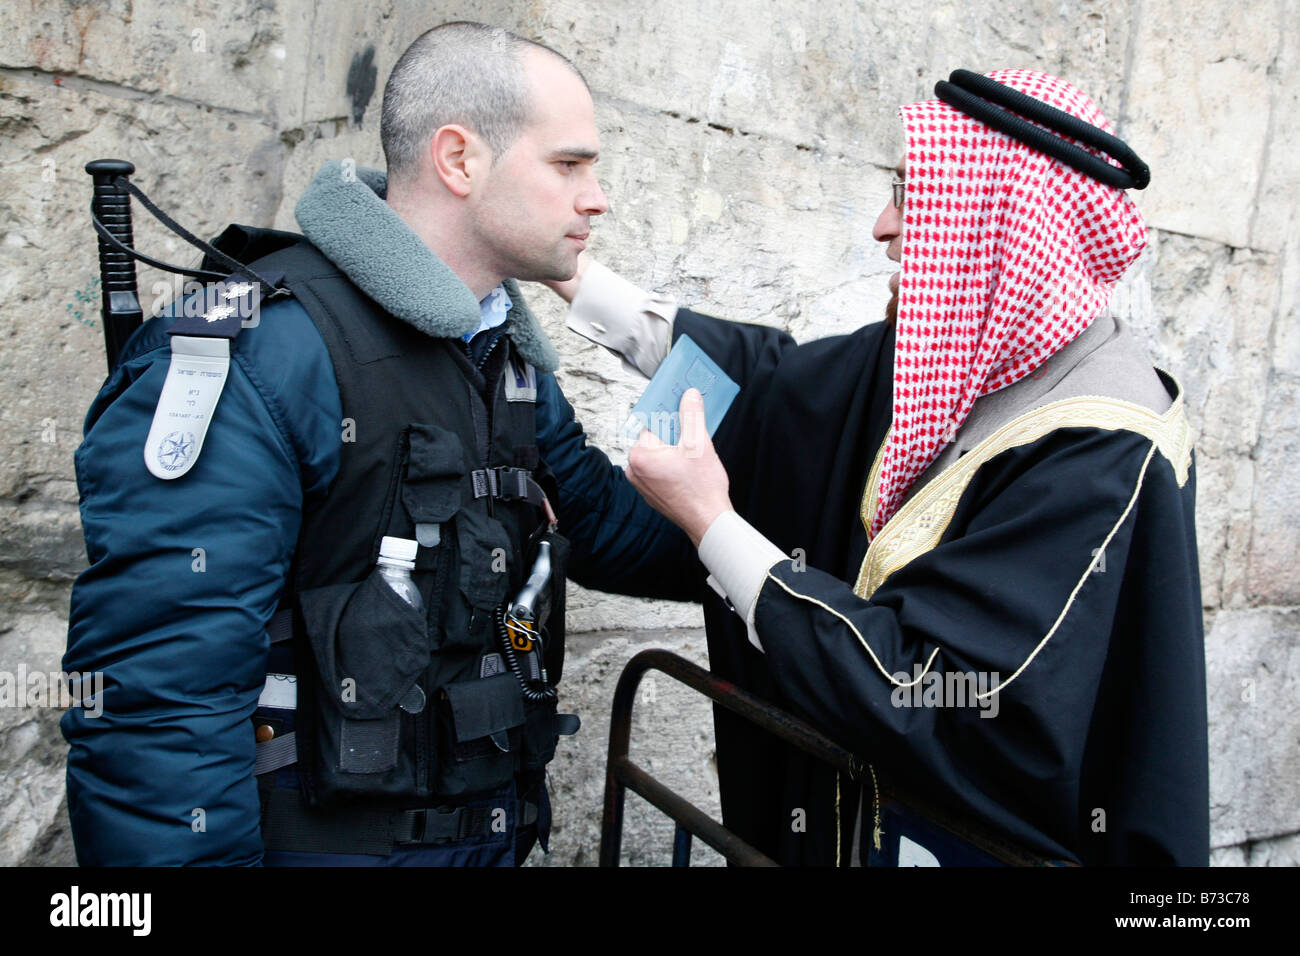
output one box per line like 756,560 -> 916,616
234,237 -> 569,841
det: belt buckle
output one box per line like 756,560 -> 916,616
494,467 -> 516,501
396,808 -> 426,845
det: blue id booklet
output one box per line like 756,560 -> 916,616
623,334 -> 740,445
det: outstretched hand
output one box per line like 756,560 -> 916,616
540,250 -> 590,304
625,388 -> 734,547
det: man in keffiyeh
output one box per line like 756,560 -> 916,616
548,70 -> 1208,865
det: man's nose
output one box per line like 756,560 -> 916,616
872,198 -> 900,243
581,174 -> 609,217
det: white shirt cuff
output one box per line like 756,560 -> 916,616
697,510 -> 788,652
566,259 -> 677,379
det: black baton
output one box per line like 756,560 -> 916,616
85,159 -> 143,373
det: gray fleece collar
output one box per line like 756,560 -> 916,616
293,160 -> 559,372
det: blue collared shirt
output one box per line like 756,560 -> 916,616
465,284 -> 512,343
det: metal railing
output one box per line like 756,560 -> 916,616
598,647 -> 1066,867
599,648 -> 865,867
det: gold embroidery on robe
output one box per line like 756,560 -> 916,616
854,379 -> 1192,600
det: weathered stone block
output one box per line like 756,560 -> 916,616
0,610 -> 75,867
0,0 -> 293,121
1247,0 -> 1300,254
533,0 -> 1135,173
1206,607 -> 1300,848
1211,830 -> 1300,866
1246,379 -> 1300,606
270,124 -> 382,230
1125,231 -> 1289,609
287,1 -> 389,134
1273,242 -> 1300,377
1126,0 -> 1280,248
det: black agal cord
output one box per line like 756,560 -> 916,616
934,69 -> 1150,190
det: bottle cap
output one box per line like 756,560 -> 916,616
379,535 -> 419,564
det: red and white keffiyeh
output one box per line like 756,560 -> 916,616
870,70 -> 1148,538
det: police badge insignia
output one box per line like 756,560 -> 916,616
155,431 -> 197,472
143,335 -> 231,480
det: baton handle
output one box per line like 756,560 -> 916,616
85,159 -> 143,373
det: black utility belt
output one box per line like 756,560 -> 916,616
259,787 -> 541,857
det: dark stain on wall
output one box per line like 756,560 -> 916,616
346,45 -> 378,127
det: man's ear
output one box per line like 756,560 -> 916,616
429,124 -> 490,198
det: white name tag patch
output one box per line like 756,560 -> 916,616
144,336 -> 230,480
259,673 -> 298,710
504,357 -> 537,403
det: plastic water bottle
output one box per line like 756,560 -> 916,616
377,536 -> 422,612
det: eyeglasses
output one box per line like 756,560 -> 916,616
891,179 -> 906,209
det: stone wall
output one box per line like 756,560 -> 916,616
0,0 -> 1294,866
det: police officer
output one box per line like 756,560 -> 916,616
62,21 -> 693,866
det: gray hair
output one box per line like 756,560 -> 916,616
381,22 -> 586,182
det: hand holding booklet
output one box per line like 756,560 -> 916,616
623,334 -> 740,445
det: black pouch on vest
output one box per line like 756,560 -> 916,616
297,568 -> 431,806
434,673 -> 525,797
400,423 -> 465,554
520,697 -> 559,772
454,509 -> 514,620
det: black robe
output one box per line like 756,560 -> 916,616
556,308 -> 1206,868
660,308 -> 1209,866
